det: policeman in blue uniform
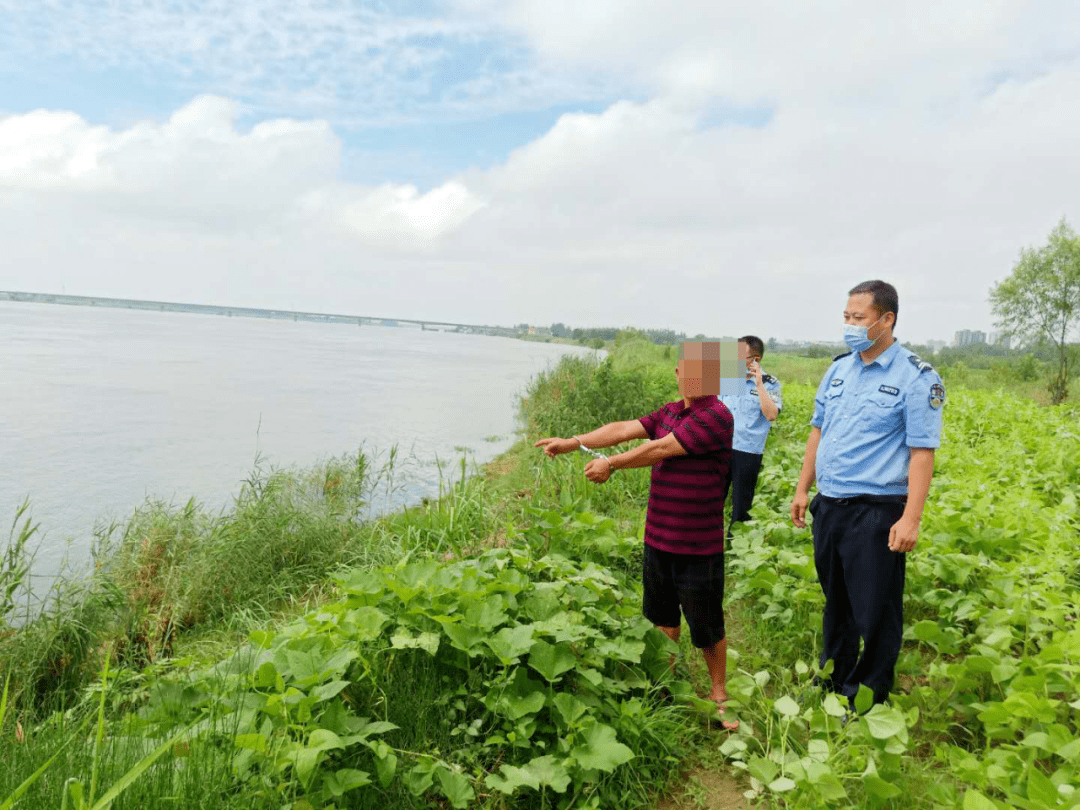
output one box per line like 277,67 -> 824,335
790,280 -> 944,708
719,335 -> 782,538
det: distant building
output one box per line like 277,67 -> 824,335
988,332 -> 1011,349
954,330 -> 987,348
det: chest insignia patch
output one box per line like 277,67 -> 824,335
830,378 -> 843,387
749,389 -> 759,396
878,385 -> 900,396
929,383 -> 946,409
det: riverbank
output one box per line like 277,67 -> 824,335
3,336 -> 1079,809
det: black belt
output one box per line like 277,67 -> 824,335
816,493 -> 907,506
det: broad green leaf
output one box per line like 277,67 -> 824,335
863,705 -> 907,740
814,773 -> 848,801
293,747 -> 322,788
342,606 -> 389,639
464,597 -> 508,629
1056,738 -> 1080,759
573,723 -> 634,772
312,680 -> 349,702
863,773 -> 901,800
807,738 -> 830,760
1026,768 -> 1058,806
595,637 -> 646,662
522,755 -> 571,792
912,620 -> 944,643
853,684 -> 874,715
505,690 -> 545,721
402,760 -> 437,796
374,749 -> 397,788
774,695 -> 800,717
308,729 -> 344,751
822,693 -> 848,717
962,789 -> 999,810
486,764 -> 541,794
747,755 -> 779,785
486,624 -> 535,663
768,777 -> 797,793
435,767 -> 475,809
234,733 -> 268,754
443,623 -> 486,654
390,630 -> 440,655
248,629 -> 275,648
254,661 -> 283,690
322,768 -> 371,797
552,693 -> 588,727
528,640 -> 576,682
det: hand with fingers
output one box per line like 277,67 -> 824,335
533,437 -> 580,458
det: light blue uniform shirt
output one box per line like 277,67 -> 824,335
811,341 -> 945,498
720,373 -> 783,455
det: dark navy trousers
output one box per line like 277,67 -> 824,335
726,449 -> 763,541
809,494 -> 906,705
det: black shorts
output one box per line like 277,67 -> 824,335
642,544 -> 725,649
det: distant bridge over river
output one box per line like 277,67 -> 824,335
0,291 -> 518,337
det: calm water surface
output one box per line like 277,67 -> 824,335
0,303 -> 592,587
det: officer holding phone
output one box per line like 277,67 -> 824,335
719,335 -> 782,538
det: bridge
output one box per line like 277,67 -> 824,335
0,291 -> 518,337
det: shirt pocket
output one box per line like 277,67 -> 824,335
863,393 -> 903,431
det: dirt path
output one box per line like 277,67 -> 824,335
657,769 -> 749,810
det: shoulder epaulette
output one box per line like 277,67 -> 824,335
833,351 -> 852,362
762,373 -> 778,384
907,354 -> 934,373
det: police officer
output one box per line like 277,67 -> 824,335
720,335 -> 782,538
790,280 -> 945,708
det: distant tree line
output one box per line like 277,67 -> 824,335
550,324 -> 690,345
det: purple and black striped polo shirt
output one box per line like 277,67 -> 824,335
638,395 -> 733,556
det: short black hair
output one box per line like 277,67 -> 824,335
848,280 -> 898,327
738,335 -> 765,357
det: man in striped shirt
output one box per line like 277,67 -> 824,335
535,341 -> 740,728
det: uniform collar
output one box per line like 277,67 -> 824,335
861,338 -> 901,369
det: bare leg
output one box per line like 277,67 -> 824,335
701,638 -> 738,730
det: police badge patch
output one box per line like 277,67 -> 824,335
929,383 -> 946,409
830,378 -> 843,387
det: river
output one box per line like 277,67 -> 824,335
0,302 -> 593,593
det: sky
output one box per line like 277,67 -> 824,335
1,1 -> 1079,344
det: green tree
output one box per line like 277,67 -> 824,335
990,219 -> 1080,403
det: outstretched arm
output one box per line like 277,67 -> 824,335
534,419 -> 649,458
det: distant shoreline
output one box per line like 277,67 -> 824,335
0,290 -> 517,336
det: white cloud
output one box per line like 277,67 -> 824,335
3,3 -> 1080,343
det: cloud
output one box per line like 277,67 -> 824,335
2,3 -> 1080,343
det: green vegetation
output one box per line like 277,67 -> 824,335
2,336 -> 1078,808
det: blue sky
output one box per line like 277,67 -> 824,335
0,1 -> 627,186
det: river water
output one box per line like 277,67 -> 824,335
0,303 -> 592,591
